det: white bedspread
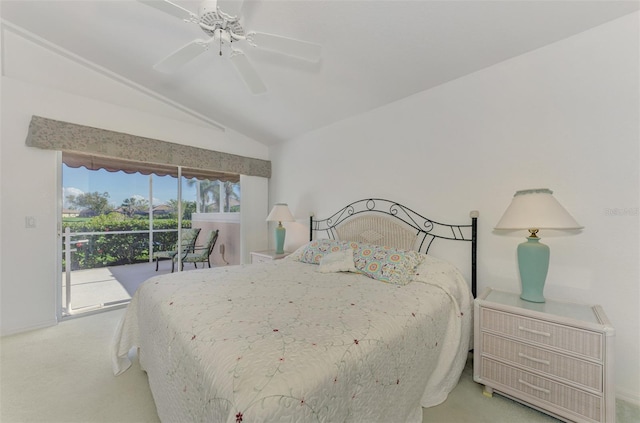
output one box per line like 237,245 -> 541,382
112,255 -> 472,423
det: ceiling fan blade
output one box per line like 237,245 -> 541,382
229,50 -> 267,95
247,32 -> 321,62
217,0 -> 244,20
139,0 -> 198,22
154,39 -> 210,73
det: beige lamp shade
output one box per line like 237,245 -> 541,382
266,203 -> 295,223
495,188 -> 582,231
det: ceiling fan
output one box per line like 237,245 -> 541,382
140,0 -> 321,94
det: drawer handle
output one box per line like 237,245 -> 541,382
518,326 -> 551,337
518,379 -> 551,394
518,352 -> 550,366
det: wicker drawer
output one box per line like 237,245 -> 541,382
481,332 -> 603,392
481,357 -> 603,422
481,308 -> 603,360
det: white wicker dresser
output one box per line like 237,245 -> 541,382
474,288 -> 615,423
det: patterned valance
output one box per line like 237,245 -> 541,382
25,116 -> 271,179
61,152 -> 240,182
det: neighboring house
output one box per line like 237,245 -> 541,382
61,209 -> 79,218
78,209 -> 98,218
152,204 -> 173,216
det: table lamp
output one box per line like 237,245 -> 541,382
495,188 -> 582,303
266,203 -> 295,254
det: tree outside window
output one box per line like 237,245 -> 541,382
188,179 -> 240,213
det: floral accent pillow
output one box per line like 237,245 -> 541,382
317,249 -> 357,273
297,239 -> 351,265
349,241 -> 423,285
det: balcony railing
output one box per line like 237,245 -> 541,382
61,227 -> 185,315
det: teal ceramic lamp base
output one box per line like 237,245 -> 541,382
274,224 -> 286,255
517,234 -> 550,303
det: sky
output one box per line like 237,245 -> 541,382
62,165 -> 197,209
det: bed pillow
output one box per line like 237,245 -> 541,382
317,249 -> 357,273
349,241 -> 423,285
296,239 -> 351,264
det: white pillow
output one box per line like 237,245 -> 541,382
317,249 -> 357,273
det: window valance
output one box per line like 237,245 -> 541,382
61,152 -> 240,182
25,116 -> 271,180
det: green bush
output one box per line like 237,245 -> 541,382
62,213 -> 191,270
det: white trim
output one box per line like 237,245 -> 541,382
55,152 -> 63,323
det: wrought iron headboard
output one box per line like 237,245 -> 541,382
309,198 -> 479,297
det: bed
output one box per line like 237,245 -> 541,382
112,198 -> 478,422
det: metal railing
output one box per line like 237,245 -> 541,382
61,227 -> 179,314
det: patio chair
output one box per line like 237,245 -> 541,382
153,228 -> 201,272
179,229 -> 219,271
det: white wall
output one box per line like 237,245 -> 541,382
0,27 -> 269,335
268,13 -> 640,403
240,175 -> 269,264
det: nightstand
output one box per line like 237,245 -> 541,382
474,288 -> 615,423
250,250 -> 290,264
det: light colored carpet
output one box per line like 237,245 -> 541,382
1,309 -> 637,422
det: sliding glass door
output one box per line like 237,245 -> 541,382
59,159 -> 240,317
59,165 -> 185,316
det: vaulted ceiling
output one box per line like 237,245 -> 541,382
2,1 -> 638,146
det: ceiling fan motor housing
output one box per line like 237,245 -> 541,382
198,1 -> 244,40
198,0 -> 219,19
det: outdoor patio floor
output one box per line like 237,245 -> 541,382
63,261 -> 200,313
